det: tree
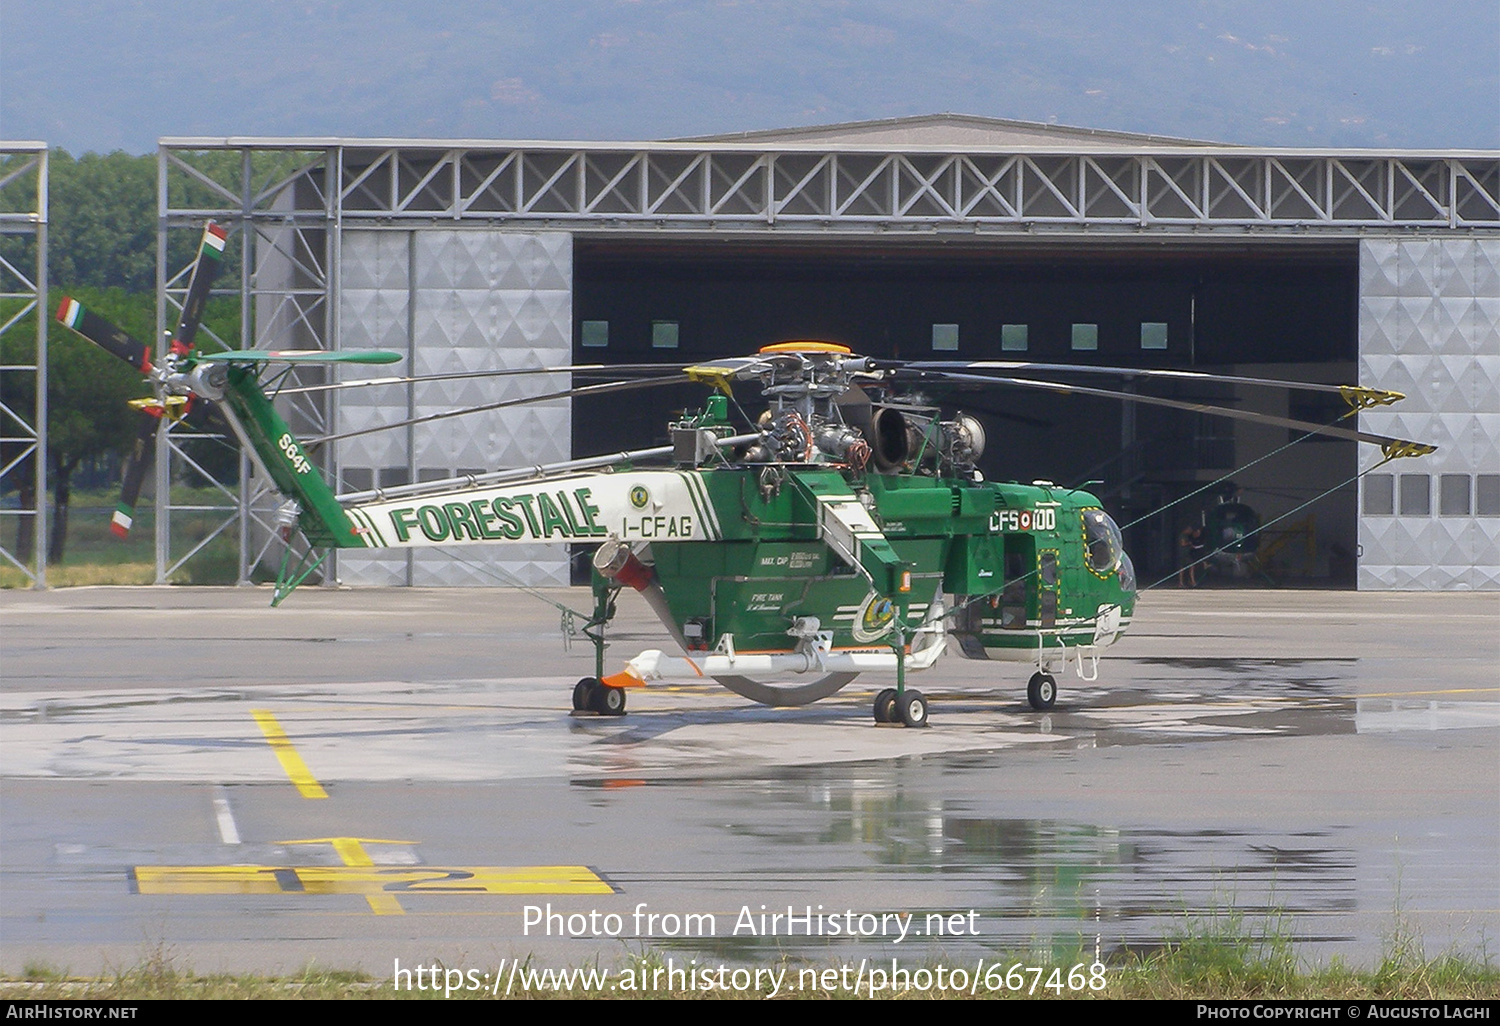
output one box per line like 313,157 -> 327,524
2,150 -> 248,564
16,290 -> 151,563
47,150 -> 157,292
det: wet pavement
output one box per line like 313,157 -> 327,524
1,585 -> 1495,977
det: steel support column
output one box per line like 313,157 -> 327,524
0,143 -> 47,588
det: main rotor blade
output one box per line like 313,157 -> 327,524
273,361 -> 688,396
310,374 -> 690,446
170,222 -> 228,355
900,359 -> 1404,408
56,298 -> 153,372
896,369 -> 1434,453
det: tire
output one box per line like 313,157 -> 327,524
873,688 -> 898,724
572,678 -> 598,712
593,683 -> 627,717
1027,672 -> 1057,711
896,689 -> 928,728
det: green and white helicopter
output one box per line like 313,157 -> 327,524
57,223 -> 1434,728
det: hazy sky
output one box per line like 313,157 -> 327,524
3,1 -> 1496,153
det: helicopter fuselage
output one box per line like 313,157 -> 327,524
342,462 -> 1135,664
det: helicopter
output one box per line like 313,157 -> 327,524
56,222 -> 1437,729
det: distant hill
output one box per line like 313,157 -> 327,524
2,0 -> 1495,153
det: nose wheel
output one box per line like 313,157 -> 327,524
1026,671 -> 1057,711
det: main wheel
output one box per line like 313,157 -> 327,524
592,683 -> 627,716
572,677 -> 599,712
896,689 -> 928,728
873,688 -> 898,724
1027,672 -> 1057,711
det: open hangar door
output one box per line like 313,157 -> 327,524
572,239 -> 1359,586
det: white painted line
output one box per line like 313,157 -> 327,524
212,785 -> 241,845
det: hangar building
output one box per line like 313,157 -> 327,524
152,115 -> 1499,590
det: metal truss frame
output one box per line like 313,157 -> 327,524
159,138 -> 1499,583
327,145 -> 1498,232
0,143 -> 47,587
155,145 -> 338,584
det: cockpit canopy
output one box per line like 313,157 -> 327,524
1082,508 -> 1125,576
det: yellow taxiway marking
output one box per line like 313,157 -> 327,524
251,709 -> 328,799
129,864 -> 614,897
284,837 -> 410,915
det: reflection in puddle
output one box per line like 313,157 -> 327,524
674,769 -> 1363,963
1355,699 -> 1500,733
1130,656 -> 1354,693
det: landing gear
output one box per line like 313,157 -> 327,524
572,677 -> 627,717
873,687 -> 927,727
595,683 -> 626,716
873,621 -> 927,728
1027,671 -> 1057,711
896,689 -> 928,728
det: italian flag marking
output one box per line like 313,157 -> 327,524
57,297 -> 83,329
202,224 -> 228,259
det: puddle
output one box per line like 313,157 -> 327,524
3,691 -> 251,722
644,766 -> 1378,962
1355,699 -> 1500,733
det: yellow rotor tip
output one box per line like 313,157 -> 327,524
758,340 -> 852,354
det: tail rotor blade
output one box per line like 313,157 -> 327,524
171,222 -> 228,355
56,298 -> 154,373
111,413 -> 159,539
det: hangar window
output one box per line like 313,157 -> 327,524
1439,475 -> 1471,516
380,466 -> 410,488
342,466 -> 373,493
1140,322 -> 1168,350
1399,474 -> 1430,516
652,320 -> 679,349
1478,475 -> 1500,516
418,467 -> 450,483
1001,324 -> 1028,352
1363,474 -> 1394,515
581,320 -> 609,348
1071,323 -> 1098,351
931,323 -> 959,351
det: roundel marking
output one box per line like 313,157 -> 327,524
851,591 -> 897,643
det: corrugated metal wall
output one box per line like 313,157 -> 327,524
1358,238 -> 1500,589
335,229 -> 574,586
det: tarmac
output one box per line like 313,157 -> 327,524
1,584 -> 1496,982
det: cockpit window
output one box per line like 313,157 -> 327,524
1082,509 -> 1123,575
1118,550 -> 1136,594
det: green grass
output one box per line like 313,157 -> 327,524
5,954 -> 380,1000
2,486 -> 274,588
4,922 -> 1496,1000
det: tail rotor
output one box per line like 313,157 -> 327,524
56,223 -> 230,539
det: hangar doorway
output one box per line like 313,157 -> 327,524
573,240 -> 1360,585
